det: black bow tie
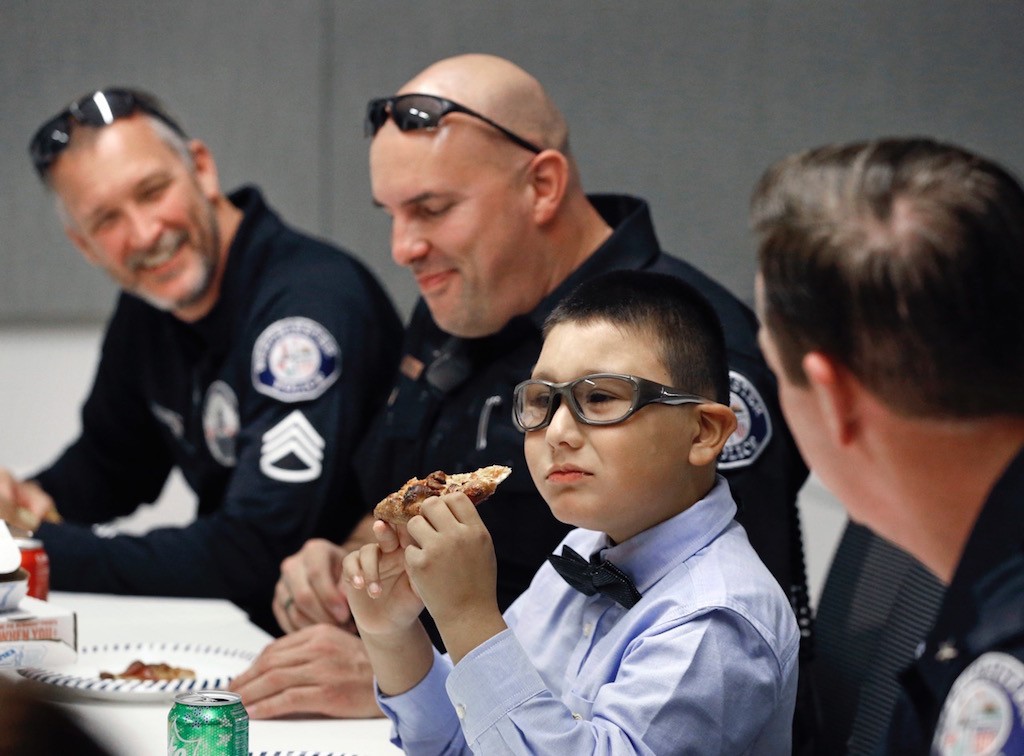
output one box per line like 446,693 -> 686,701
548,545 -> 643,610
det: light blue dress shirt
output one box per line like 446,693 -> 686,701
377,477 -> 799,754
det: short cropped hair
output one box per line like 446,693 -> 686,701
752,137 -> 1024,418
544,270 -> 730,403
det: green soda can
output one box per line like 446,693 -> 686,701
168,690 -> 248,756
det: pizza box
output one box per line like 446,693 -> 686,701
0,596 -> 77,668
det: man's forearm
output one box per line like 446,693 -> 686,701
0,473 -> 61,532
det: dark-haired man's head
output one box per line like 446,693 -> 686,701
753,136 -> 1024,419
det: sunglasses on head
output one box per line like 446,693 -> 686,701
29,87 -> 188,179
365,93 -> 543,154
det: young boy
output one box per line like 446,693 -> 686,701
343,271 -> 799,754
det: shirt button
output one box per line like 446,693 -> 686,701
455,703 -> 466,720
582,622 -> 594,637
572,712 -> 582,720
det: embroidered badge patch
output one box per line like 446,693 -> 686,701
203,380 -> 239,467
719,370 -> 772,469
933,652 -> 1024,755
252,317 -> 340,402
259,409 -> 325,483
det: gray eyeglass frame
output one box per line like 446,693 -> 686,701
513,372 -> 712,432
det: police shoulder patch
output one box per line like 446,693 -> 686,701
252,317 -> 341,402
933,652 -> 1024,755
719,370 -> 772,470
203,380 -> 239,467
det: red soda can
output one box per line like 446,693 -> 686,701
14,538 -> 49,600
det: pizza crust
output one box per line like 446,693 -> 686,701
373,465 -> 512,524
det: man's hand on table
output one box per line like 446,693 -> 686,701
0,468 -> 60,531
273,537 -> 354,632
237,521 -> 382,718
273,516 -> 376,632
229,623 -> 383,719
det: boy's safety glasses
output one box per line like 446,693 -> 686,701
365,93 -> 543,154
513,373 -> 712,432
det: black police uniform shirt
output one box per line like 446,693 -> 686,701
33,187 -> 403,633
355,193 -> 809,623
881,445 -> 1024,755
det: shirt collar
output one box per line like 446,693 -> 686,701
587,475 -> 737,594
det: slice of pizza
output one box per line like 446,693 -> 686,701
99,660 -> 197,681
373,465 -> 512,524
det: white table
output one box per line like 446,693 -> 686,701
10,592 -> 400,756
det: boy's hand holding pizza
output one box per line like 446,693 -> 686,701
342,520 -> 422,637
343,466 -> 513,681
402,492 -> 509,664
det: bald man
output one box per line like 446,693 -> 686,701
233,55 -> 812,741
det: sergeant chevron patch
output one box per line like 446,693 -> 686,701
259,410 -> 325,483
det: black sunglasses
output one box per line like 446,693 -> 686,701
29,88 -> 188,179
365,93 -> 543,154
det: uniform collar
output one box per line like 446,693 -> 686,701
186,186 -> 274,347
526,193 -> 661,330
930,444 -> 1024,644
902,443 -> 1024,708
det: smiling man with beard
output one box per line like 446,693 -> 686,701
0,88 -> 403,633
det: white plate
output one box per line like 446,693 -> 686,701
18,641 -> 257,702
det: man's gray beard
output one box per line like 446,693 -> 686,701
142,202 -> 222,313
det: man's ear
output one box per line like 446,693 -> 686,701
527,150 -> 570,226
188,139 -> 221,200
688,402 -> 739,467
803,351 -> 858,446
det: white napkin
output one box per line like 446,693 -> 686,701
0,521 -> 22,574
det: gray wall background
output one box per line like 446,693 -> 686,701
3,1 -> 1023,324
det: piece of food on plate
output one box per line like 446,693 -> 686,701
373,465 -> 512,524
99,660 -> 196,681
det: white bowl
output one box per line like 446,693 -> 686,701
0,568 -> 29,611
